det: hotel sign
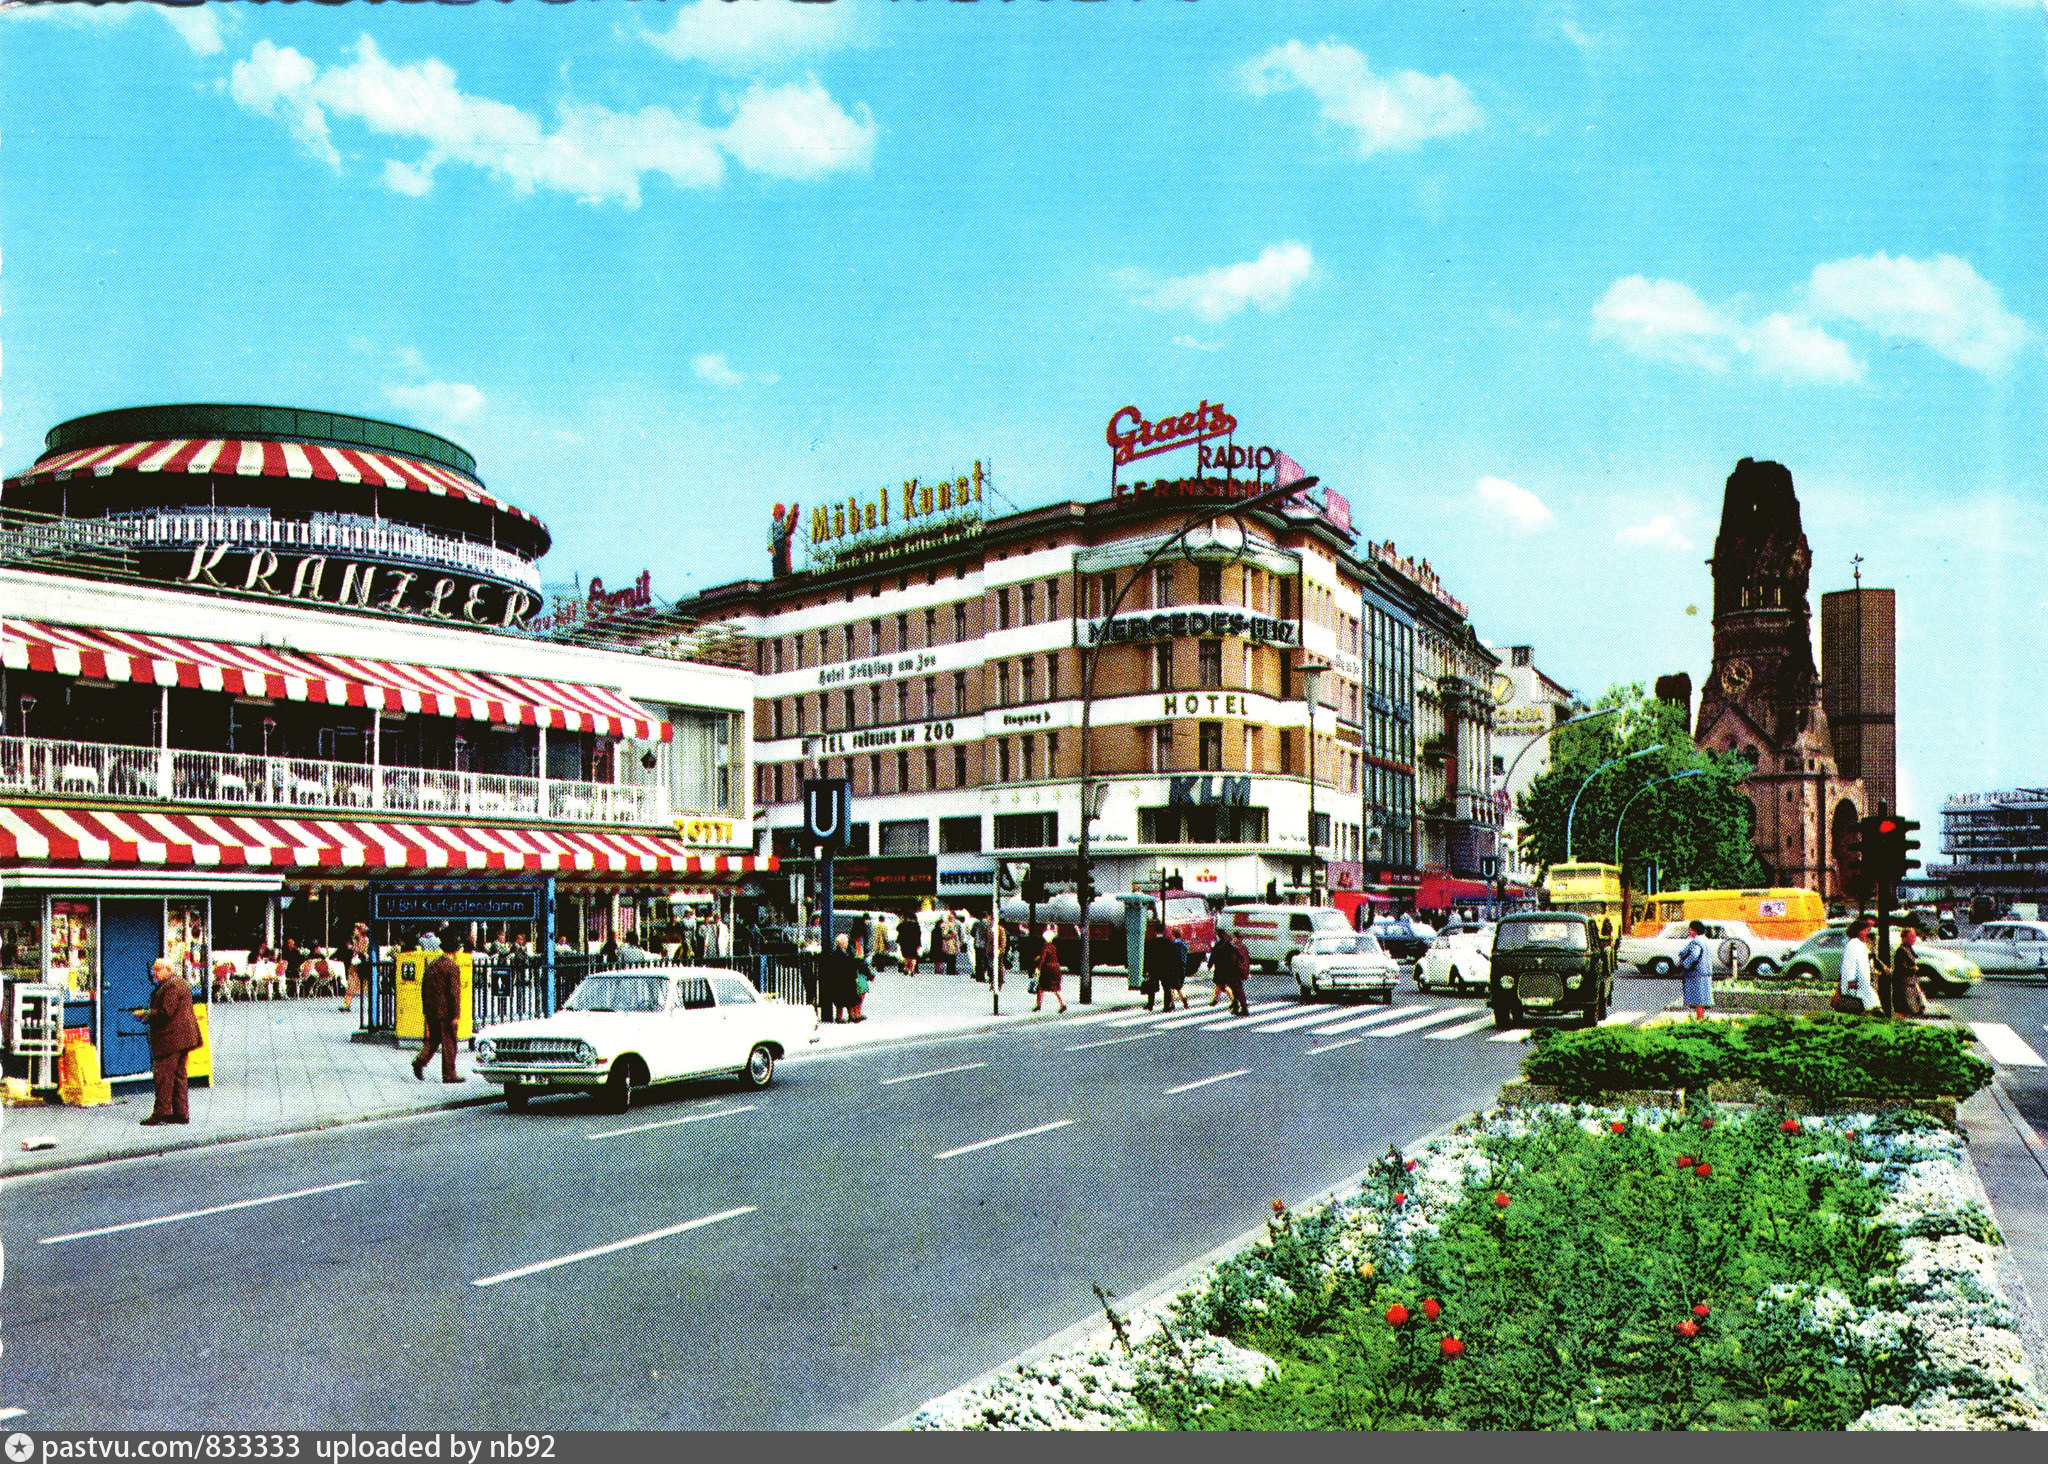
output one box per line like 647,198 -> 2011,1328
1085,609 -> 1297,646
674,816 -> 740,847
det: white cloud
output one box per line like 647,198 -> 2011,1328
693,353 -> 778,388
1618,513 -> 1693,551
1476,476 -> 1555,531
1806,253 -> 2028,374
384,380 -> 485,423
1141,242 -> 1315,323
721,78 -> 877,181
157,4 -> 222,57
227,36 -> 874,206
645,0 -> 857,71
1172,335 -> 1222,352
1239,40 -> 1483,158
1591,276 -> 1738,372
1747,311 -> 1864,384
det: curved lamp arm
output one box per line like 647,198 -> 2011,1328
1612,768 -> 1707,866
1566,744 -> 1664,864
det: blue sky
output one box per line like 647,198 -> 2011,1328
4,0 -> 2045,828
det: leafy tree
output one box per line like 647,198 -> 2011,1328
1516,684 -> 1766,892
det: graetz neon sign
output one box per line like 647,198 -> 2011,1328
1105,400 -> 1237,466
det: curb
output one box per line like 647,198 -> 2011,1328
884,1107 -> 1483,1431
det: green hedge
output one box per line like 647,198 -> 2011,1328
1522,1013 -> 1991,1099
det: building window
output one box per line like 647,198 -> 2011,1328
1279,578 -> 1292,621
952,670 -> 968,713
1021,584 -> 1036,625
1199,721 -> 1223,771
817,629 -> 829,664
772,701 -> 785,739
953,603 -> 968,641
997,739 -> 1012,781
795,698 -> 807,734
1154,566 -> 1174,608
1279,728 -> 1294,774
1310,811 -> 1331,850
1198,564 -> 1222,603
1021,736 -> 1036,780
924,607 -> 937,645
940,814 -> 982,853
772,640 -> 784,675
1045,578 -> 1059,618
1199,639 -> 1223,688
923,678 -> 937,718
1046,730 -> 1059,775
1097,573 -> 1116,616
922,746 -> 938,789
1021,659 -> 1036,702
1045,653 -> 1058,699
1140,806 -> 1268,844
880,818 -> 929,856
993,811 -> 1057,849
953,744 -> 967,785
996,587 -> 1011,630
896,682 -> 910,722
843,689 -> 857,728
868,684 -> 882,724
1151,723 -> 1173,774
1154,642 -> 1173,691
896,749 -> 910,792
1244,725 -> 1258,767
870,618 -> 883,655
897,612 -> 910,650
868,753 -> 882,793
996,663 -> 1011,706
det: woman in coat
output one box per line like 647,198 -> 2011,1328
1031,927 -> 1066,1013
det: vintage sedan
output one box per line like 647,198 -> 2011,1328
1619,919 -> 1802,979
1367,914 -> 1439,965
1954,920 -> 2048,977
474,967 -> 819,1112
1778,924 -> 1984,997
1293,932 -> 1401,1003
1415,922 -> 1493,995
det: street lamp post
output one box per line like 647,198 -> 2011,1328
1299,661 -> 1331,906
1565,745 -> 1665,864
1612,769 -> 1708,867
1075,477 -> 1309,1003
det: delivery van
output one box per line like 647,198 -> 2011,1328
1219,905 -> 1354,971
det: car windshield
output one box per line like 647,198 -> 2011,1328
1313,935 -> 1381,955
564,975 -> 670,1012
1496,920 -> 1589,951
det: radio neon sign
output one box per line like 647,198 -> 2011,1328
1105,400 -> 1238,466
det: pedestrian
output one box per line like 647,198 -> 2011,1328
825,932 -> 861,1023
1032,930 -> 1067,1013
1212,928 -> 1251,1015
416,926 -> 443,952
1835,916 -> 1881,1015
1142,920 -> 1183,1012
281,937 -> 305,994
411,948 -> 464,1083
1885,926 -> 1929,1019
1161,928 -> 1191,1011
938,913 -> 962,975
134,956 -> 202,1125
847,934 -> 872,1023
900,911 -> 924,974
970,911 -> 992,981
342,922 -> 371,1012
1675,918 -> 1714,1020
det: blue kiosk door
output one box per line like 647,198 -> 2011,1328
101,900 -> 162,1080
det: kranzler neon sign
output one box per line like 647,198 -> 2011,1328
1105,400 -> 1238,466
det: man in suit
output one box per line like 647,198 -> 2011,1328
137,957 -> 202,1125
412,951 -> 465,1083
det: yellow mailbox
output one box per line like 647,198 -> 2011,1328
394,950 -> 474,1042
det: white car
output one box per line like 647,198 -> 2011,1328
1953,920 -> 2048,975
1220,905 -> 1356,971
1618,919 -> 1802,979
474,967 -> 818,1112
1293,933 -> 1400,1003
1415,922 -> 1493,995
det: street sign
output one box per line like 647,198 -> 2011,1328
801,778 -> 853,851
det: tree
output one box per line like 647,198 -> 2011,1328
1517,684 -> 1766,892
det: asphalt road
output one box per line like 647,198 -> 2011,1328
5,970 -> 1529,1431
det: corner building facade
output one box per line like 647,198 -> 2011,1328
680,479 -> 1468,913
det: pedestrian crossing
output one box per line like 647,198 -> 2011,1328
1969,1022 -> 2048,1068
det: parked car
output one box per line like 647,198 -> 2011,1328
1619,919 -> 1801,979
1367,914 -> 1439,965
1488,911 -> 1613,1029
1952,920 -> 2048,977
1292,932 -> 1400,1003
1415,921 -> 1492,995
1777,923 -> 1984,997
474,967 -> 819,1112
1220,905 -> 1355,971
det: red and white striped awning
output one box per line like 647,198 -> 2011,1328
4,438 -> 543,528
0,805 -> 772,881
2,620 -> 670,741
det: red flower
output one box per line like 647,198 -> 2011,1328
1386,1303 -> 1410,1327
1392,1192 -> 1406,1207
1422,1298 -> 1442,1321
1699,1118 -> 1715,1130
1405,1159 -> 1419,1172
1676,1319 -> 1698,1338
1440,1336 -> 1465,1358
1694,1163 -> 1713,1178
1676,1154 -> 1696,1168
1781,1119 -> 1802,1134
1610,1121 -> 1627,1134
1693,1303 -> 1710,1318
1271,1199 -> 1287,1214
1494,1192 -> 1511,1208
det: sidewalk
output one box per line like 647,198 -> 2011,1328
1,965 -> 1151,1177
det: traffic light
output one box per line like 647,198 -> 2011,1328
1844,816 -> 1874,904
1021,868 -> 1049,906
1864,809 -> 1922,894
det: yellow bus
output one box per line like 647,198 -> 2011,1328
1543,863 -> 1625,931
1628,888 -> 1826,941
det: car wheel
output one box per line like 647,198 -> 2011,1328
1446,966 -> 1462,994
1647,956 -> 1675,978
504,1082 -> 530,1112
1381,987 -> 1395,1005
741,1043 -> 776,1090
1783,964 -> 1821,986
1920,976 -> 1953,998
1413,971 -> 1430,993
601,1058 -> 644,1114
1298,978 -> 1314,1002
1747,958 -> 1780,981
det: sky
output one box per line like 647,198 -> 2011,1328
3,0 -> 2045,831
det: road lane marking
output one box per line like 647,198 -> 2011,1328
1253,1006 -> 1370,1033
933,1119 -> 1075,1160
472,1205 -> 756,1287
1364,1007 -> 1476,1038
1066,1032 -> 1158,1052
1487,1027 -> 1533,1043
1165,1069 -> 1252,1095
588,1105 -> 758,1139
1970,1022 -> 2047,1067
1309,1004 -> 1425,1036
0,1409 -> 27,1422
1426,1013 -> 1498,1040
1056,1007 -> 1138,1027
1600,1010 -> 1648,1026
41,1180 -> 366,1245
1128,1000 -> 1286,1031
881,1062 -> 989,1086
1304,1039 -> 1362,1055
1198,1005 -> 1308,1031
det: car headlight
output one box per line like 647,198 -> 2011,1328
576,1040 -> 598,1065
1565,975 -> 1582,990
1499,974 -> 1516,989
1964,963 -> 1982,979
475,1038 -> 495,1062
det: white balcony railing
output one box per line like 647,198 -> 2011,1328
0,736 -> 669,828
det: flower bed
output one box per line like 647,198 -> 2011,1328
909,1104 -> 2044,1431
